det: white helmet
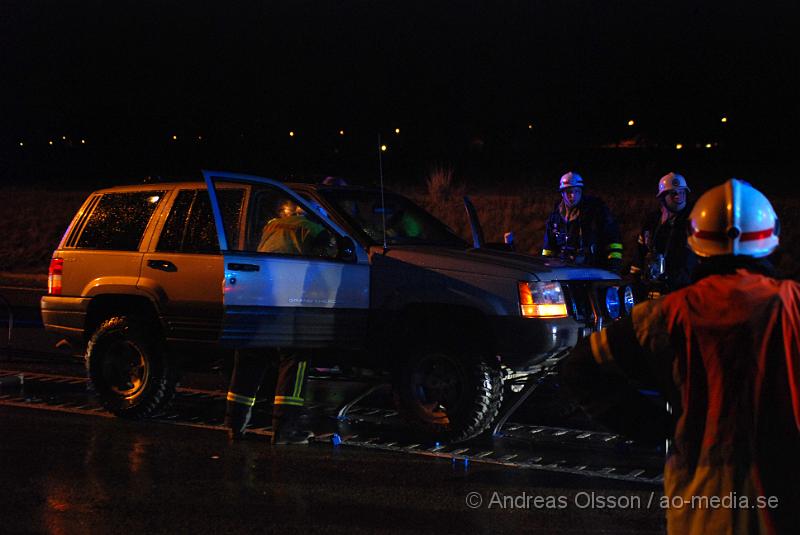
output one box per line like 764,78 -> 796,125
688,178 -> 779,258
559,171 -> 584,190
657,172 -> 690,198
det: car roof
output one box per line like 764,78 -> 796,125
91,181 -> 204,194
90,179 -> 383,195
288,183 -> 382,193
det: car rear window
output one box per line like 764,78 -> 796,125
74,191 -> 165,251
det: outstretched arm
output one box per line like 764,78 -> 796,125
560,315 -> 672,445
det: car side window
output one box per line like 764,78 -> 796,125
75,191 -> 165,251
236,186 -> 337,258
156,190 -> 195,252
157,189 -> 244,254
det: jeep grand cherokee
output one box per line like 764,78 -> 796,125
41,170 -> 633,441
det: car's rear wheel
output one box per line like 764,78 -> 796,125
86,316 -> 178,418
393,349 -> 503,443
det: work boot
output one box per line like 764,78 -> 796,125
271,407 -> 313,445
272,427 -> 314,445
225,403 -> 252,442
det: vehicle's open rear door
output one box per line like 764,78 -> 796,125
202,170 -> 370,349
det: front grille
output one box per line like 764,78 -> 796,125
562,282 -> 625,332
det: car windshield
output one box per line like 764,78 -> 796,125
316,188 -> 468,248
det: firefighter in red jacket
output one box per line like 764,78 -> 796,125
562,179 -> 799,534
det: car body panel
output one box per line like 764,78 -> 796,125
41,295 -> 91,336
137,252 -> 224,344
57,251 -> 144,298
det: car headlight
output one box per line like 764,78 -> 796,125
605,286 -> 621,320
622,285 -> 635,315
518,281 -> 568,318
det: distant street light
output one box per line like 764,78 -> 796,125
380,144 -> 387,152
705,143 -> 712,148
721,117 -> 728,123
19,142 -> 24,147
172,135 -> 178,141
48,140 -> 54,145
627,119 -> 635,126
339,130 -> 345,136
676,143 -> 683,150
80,139 -> 86,144
289,131 -> 295,137
394,128 -> 400,134
528,123 -> 533,129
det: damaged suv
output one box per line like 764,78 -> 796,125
41,171 -> 633,441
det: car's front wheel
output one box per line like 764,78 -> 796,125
86,316 -> 178,418
393,349 -> 503,443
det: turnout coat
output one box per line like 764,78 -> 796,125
563,269 -> 800,534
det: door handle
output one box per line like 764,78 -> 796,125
147,259 -> 177,272
228,263 -> 260,272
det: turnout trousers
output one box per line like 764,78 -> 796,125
225,348 -> 309,436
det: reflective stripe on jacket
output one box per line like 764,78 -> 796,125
541,195 -> 622,268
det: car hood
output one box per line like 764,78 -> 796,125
376,246 -> 620,282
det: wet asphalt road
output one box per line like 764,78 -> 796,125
1,407 -> 664,534
0,283 -> 666,534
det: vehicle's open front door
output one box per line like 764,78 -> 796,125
463,196 -> 485,248
202,170 -> 370,349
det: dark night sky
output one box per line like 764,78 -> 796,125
2,1 -> 799,184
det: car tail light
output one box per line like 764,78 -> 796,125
48,258 -> 64,295
518,281 -> 568,318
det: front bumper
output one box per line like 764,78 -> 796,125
491,315 -> 589,370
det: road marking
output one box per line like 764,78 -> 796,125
0,369 -> 227,397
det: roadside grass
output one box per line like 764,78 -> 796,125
2,185 -> 798,281
0,189 -> 88,274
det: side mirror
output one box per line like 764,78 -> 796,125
336,236 -> 357,263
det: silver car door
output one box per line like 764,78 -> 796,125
202,170 -> 370,349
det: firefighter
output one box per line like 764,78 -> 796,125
258,200 -> 334,257
225,199 -> 327,444
562,179 -> 799,534
541,172 -> 623,272
630,172 -> 698,298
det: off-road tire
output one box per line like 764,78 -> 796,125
86,316 -> 178,418
393,349 -> 503,443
